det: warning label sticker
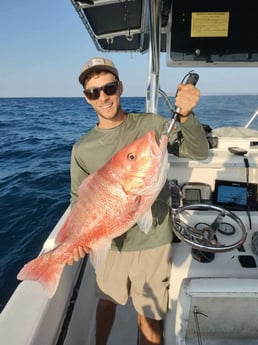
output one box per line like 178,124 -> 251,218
191,12 -> 230,37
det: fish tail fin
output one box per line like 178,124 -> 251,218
17,254 -> 65,298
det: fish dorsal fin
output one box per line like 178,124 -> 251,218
79,172 -> 97,193
137,208 -> 153,234
55,214 -> 71,244
89,240 -> 112,270
56,174 -> 98,245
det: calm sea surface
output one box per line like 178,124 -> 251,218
1,95 -> 258,311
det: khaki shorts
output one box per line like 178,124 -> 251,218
95,243 -> 172,320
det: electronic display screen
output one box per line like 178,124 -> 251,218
185,189 -> 201,203
213,180 -> 258,211
217,185 -> 247,206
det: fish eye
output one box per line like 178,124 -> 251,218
127,153 -> 135,160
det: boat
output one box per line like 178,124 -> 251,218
1,1 -> 258,344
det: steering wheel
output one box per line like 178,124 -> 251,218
171,204 -> 247,253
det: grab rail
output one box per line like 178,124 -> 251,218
244,108 -> 258,128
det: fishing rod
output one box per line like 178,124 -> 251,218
165,71 -> 199,135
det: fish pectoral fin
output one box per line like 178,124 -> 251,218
89,240 -> 112,270
137,208 -> 153,234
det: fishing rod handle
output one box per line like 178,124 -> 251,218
175,72 -> 199,113
167,72 -> 199,135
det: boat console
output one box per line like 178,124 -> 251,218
166,130 -> 258,344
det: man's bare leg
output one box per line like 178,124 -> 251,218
96,299 -> 117,345
137,314 -> 163,345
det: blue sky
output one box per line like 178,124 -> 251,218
1,1 -> 257,97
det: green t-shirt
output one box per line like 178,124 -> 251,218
70,112 -> 208,251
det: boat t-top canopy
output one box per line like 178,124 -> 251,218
71,0 -> 258,67
71,0 -> 258,112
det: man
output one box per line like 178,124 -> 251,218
68,57 -> 209,345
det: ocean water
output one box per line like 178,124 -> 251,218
1,95 -> 258,312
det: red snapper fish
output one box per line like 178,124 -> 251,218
17,130 -> 168,297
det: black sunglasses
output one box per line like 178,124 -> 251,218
84,81 -> 119,100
